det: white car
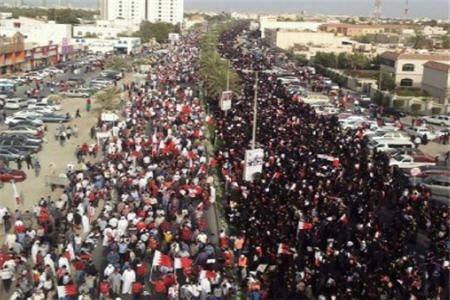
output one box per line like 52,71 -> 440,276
26,106 -> 54,114
5,116 -> 43,126
13,110 -> 44,119
389,154 -> 435,169
422,115 -> 450,127
3,125 -> 42,136
28,102 -> 61,112
404,126 -> 437,140
45,67 -> 64,74
371,131 -> 410,141
63,89 -> 90,98
4,98 -> 28,109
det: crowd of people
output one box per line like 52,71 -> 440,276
0,22 -> 448,300
0,30 -> 246,300
208,23 -> 449,299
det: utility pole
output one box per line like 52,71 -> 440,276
379,66 -> 383,90
251,71 -> 258,149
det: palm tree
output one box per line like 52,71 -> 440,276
95,87 -> 122,111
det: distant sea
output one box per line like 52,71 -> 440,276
185,0 -> 449,19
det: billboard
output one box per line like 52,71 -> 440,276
244,148 -> 264,181
220,90 -> 232,111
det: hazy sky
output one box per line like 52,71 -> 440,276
17,0 -> 450,19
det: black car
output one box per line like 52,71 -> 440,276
67,77 -> 86,85
382,107 -> 406,118
0,139 -> 41,153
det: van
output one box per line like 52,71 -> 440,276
367,139 -> 414,152
4,98 -> 28,110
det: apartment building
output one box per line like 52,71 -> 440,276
100,0 -> 184,25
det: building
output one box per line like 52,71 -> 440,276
72,37 -> 141,55
380,51 -> 450,88
259,17 -> 322,38
0,33 -> 27,74
147,0 -> 184,25
320,24 -> 411,37
265,29 -> 348,51
103,0 -> 147,21
99,0 -> 184,25
0,17 -> 72,47
422,61 -> 450,104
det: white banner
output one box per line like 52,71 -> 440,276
244,148 -> 264,181
220,90 -> 232,111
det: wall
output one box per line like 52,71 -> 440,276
422,67 -> 450,104
260,19 -> 322,38
394,58 -> 449,88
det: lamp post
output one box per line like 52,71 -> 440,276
251,71 -> 258,149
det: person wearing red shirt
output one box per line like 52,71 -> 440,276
99,280 -> 110,299
153,279 -> 166,294
135,260 -> 146,283
132,281 -> 143,298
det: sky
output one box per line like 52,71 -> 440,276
15,0 -> 450,19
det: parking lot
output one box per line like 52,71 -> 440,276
0,56 -> 127,212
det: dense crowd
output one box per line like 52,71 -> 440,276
1,32 -> 239,300
209,24 -> 449,299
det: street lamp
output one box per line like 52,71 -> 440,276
241,69 -> 259,149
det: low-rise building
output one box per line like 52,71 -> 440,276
259,17 -> 322,38
320,23 -> 411,37
422,61 -> 450,105
380,51 -> 450,88
72,37 -> 142,55
0,17 -> 72,47
265,29 -> 347,50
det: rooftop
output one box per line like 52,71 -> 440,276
423,61 -> 450,72
381,51 -> 450,61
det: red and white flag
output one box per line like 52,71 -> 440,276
272,171 -> 282,179
199,270 -> 216,280
277,243 -> 290,255
11,181 -> 21,205
174,257 -> 193,270
314,251 -> 323,266
64,243 -> 75,261
152,250 -> 173,268
57,284 -> 77,297
339,214 -> 349,224
298,221 -> 313,230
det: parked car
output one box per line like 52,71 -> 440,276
13,110 -> 44,119
3,125 -> 42,137
62,89 -> 91,98
391,148 -> 436,163
67,77 -> 86,85
45,67 -> 64,74
0,167 -> 26,182
0,139 -> 41,153
413,165 -> 450,179
0,133 -> 42,144
28,102 -> 61,112
371,131 -> 410,141
420,176 -> 450,199
9,76 -> 29,85
38,113 -> 69,123
404,126 -> 438,140
367,140 -> 414,152
389,154 -> 435,169
8,119 -> 43,130
382,107 -> 406,118
5,116 -> 43,127
0,148 -> 25,161
4,98 -> 28,110
422,115 -> 450,127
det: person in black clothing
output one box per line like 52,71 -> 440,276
16,157 -> 22,170
25,154 -> 33,170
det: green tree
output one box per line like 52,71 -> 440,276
136,21 -> 179,43
377,71 -> 396,91
95,87 -> 122,111
441,35 -> 449,49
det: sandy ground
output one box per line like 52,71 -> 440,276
0,74 -> 134,241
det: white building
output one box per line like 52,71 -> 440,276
71,37 -> 142,55
99,0 -> 184,25
381,51 -> 450,88
0,17 -> 72,47
103,0 -> 147,21
147,0 -> 184,25
259,17 -> 323,38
